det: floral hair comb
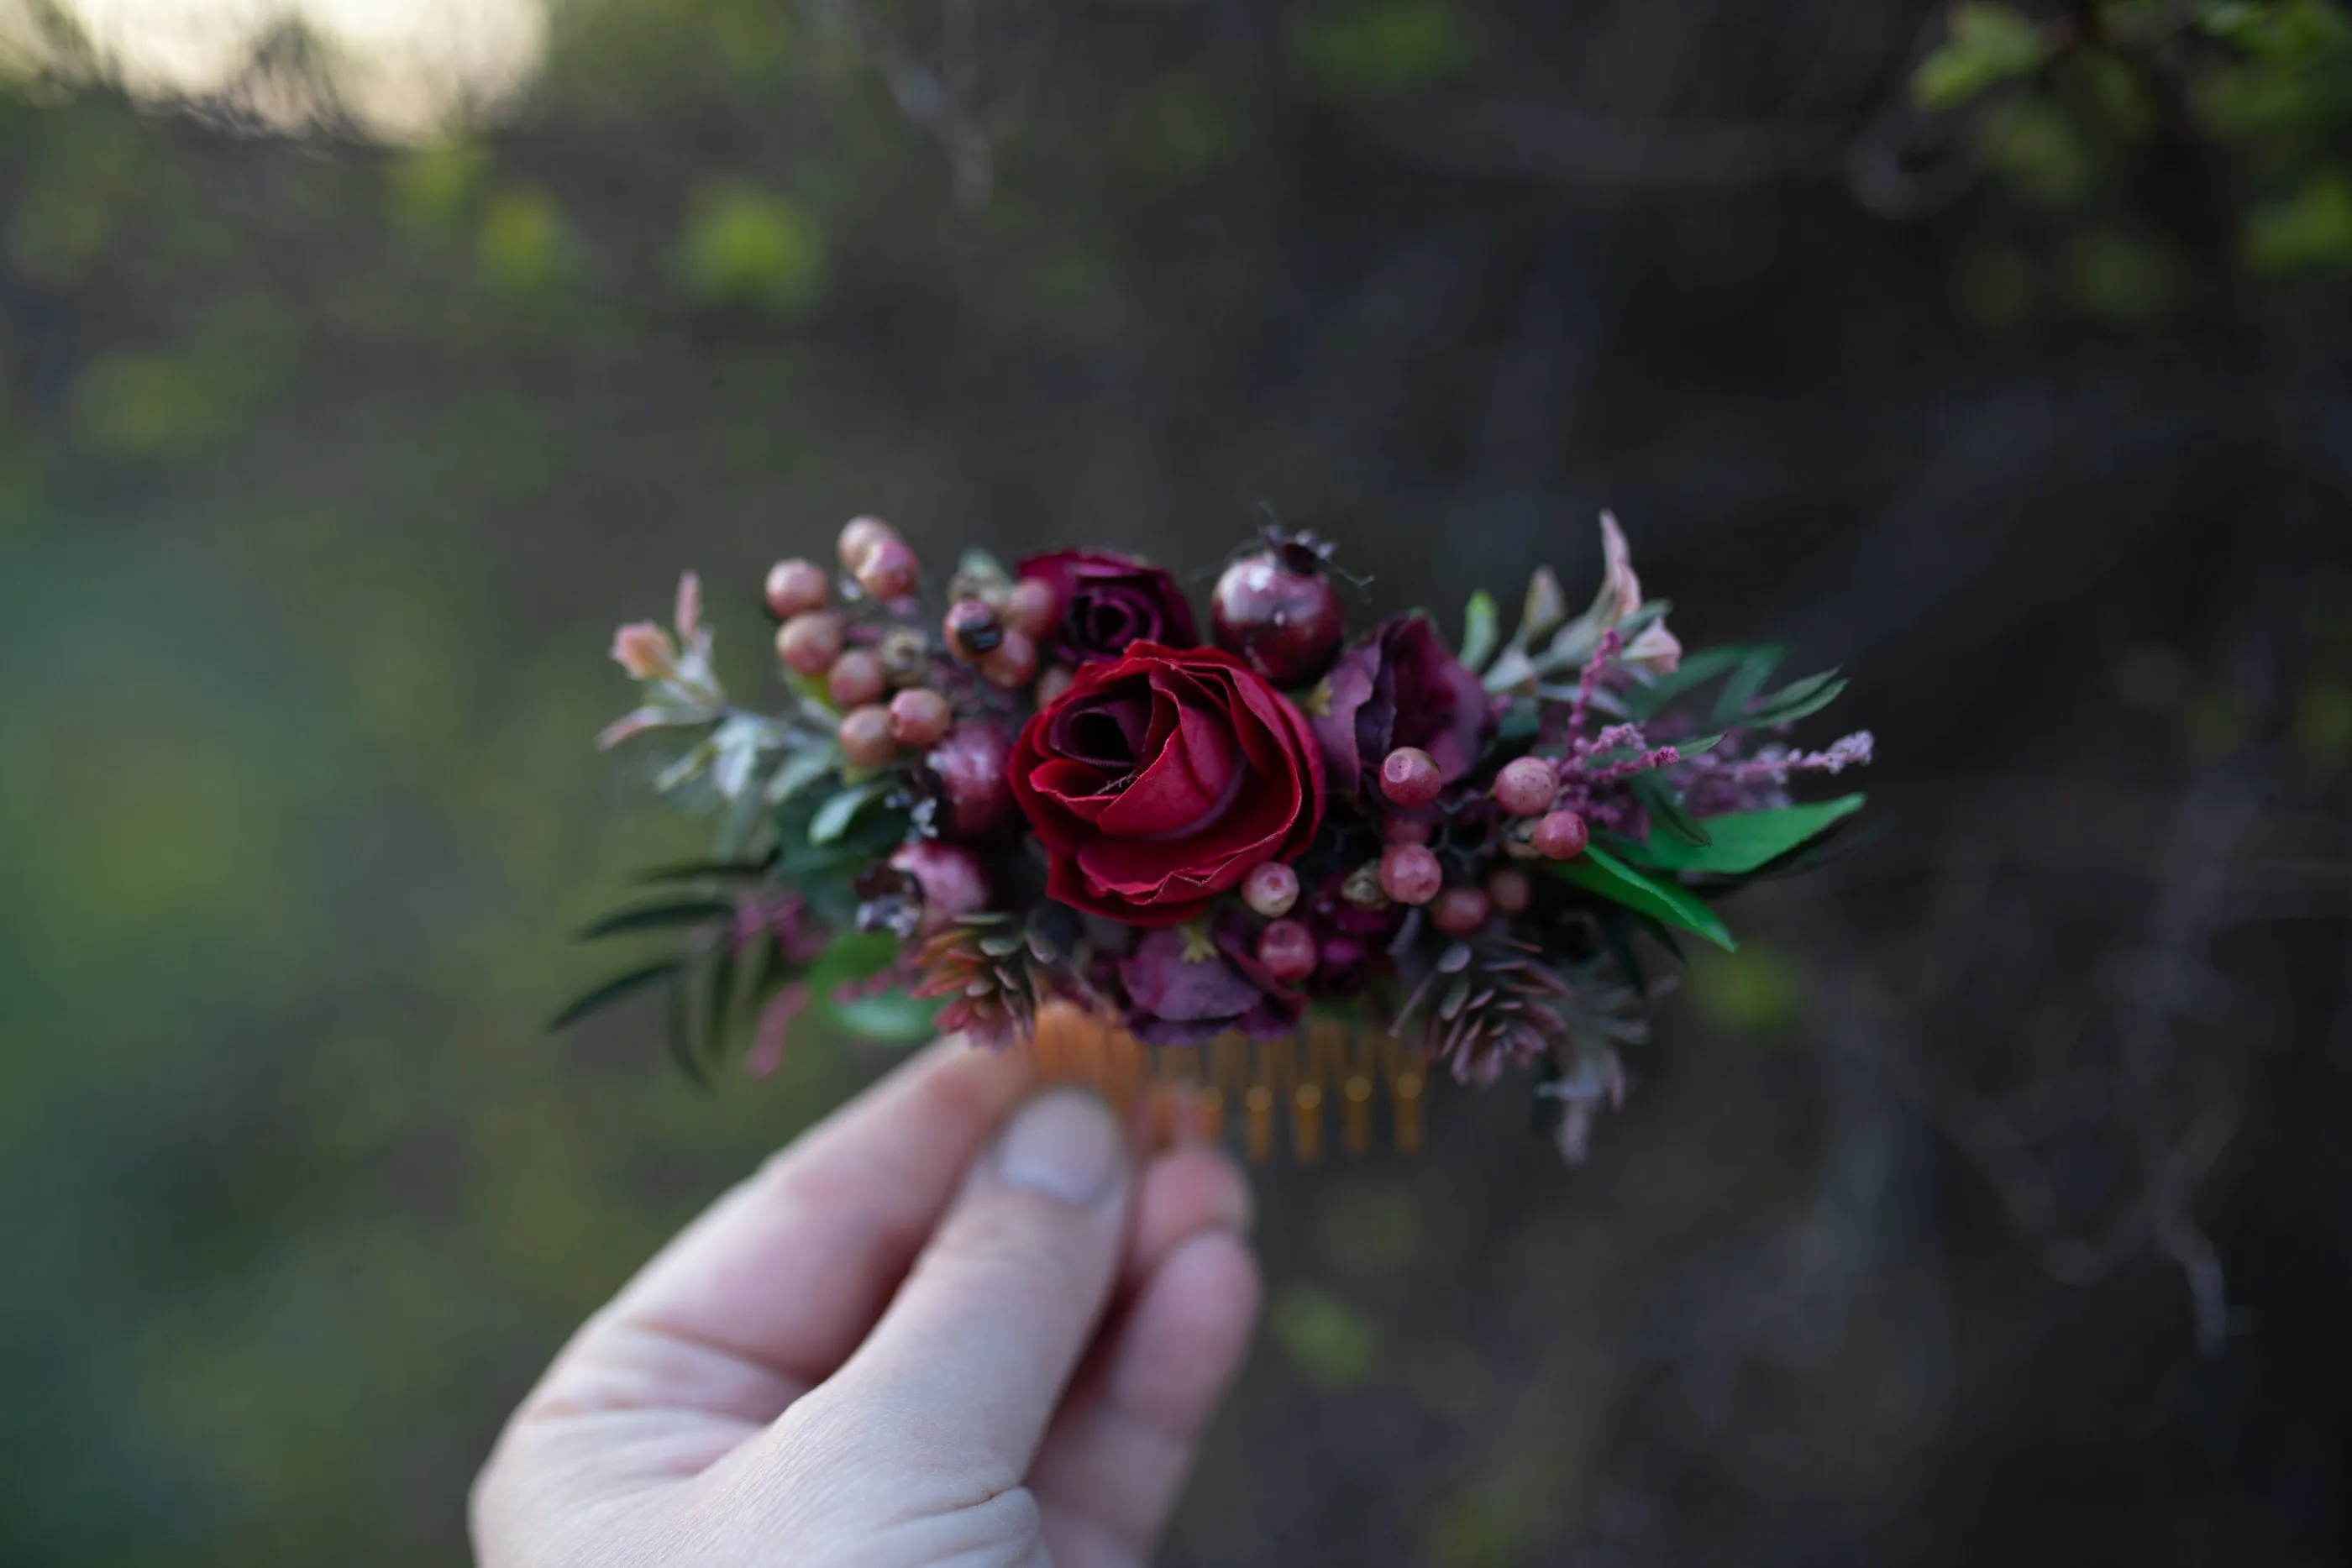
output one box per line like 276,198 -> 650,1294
567,515 -> 1872,1163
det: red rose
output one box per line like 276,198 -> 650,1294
1016,549 -> 1200,665
1009,642 -> 1325,926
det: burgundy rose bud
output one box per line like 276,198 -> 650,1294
776,611 -> 844,675
1379,843 -> 1442,905
1242,861 -> 1300,919
827,648 -> 887,708
764,559 -> 830,619
838,515 -> 897,570
1313,614 -> 1495,803
886,686 -> 953,747
1493,756 -> 1558,816
1257,918 -> 1317,983
1015,550 -> 1199,666
838,705 -> 896,769
978,628 -> 1038,689
926,721 -> 1014,836
1379,746 -> 1442,808
1534,810 -> 1590,860
1210,529 -> 1346,687
1431,884 -> 1490,935
889,839 -> 990,933
854,537 -> 920,601
1035,664 -> 1076,707
1005,577 -> 1061,638
1487,867 -> 1532,913
943,597 -> 1003,659
1008,642 -> 1325,925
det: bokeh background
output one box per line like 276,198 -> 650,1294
3,1 -> 2350,1563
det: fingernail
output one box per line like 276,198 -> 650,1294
994,1088 -> 1126,1205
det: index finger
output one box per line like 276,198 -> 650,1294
548,1035 -> 1035,1403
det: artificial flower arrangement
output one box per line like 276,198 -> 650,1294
567,514 -> 1872,1162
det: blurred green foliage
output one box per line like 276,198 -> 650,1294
1919,0 -> 2352,323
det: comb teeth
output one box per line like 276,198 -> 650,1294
1018,1004 -> 1425,1163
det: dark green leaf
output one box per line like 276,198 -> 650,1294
1629,794 -> 1868,877
1623,644 -> 1752,719
1460,589 -> 1499,670
704,938 -> 739,1062
1630,774 -> 1712,847
665,970 -> 707,1088
1744,674 -> 1849,729
630,859 -> 774,887
764,746 -> 836,805
1547,846 -> 1736,951
1714,645 -> 1788,723
809,779 -> 889,846
575,897 -> 737,940
548,958 -> 684,1030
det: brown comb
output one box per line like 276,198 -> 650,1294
1016,1002 -> 1427,1164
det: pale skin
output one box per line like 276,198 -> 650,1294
471,1038 -> 1262,1568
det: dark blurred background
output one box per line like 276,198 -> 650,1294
3,1 -> 2349,1563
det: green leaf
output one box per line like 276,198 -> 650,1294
805,930 -> 940,1043
629,859 -> 774,886
575,897 -> 738,940
1623,644 -> 1752,719
1743,672 -> 1849,728
1913,4 -> 2050,111
665,968 -> 706,1088
829,989 -> 940,1043
1547,846 -> 1736,951
1629,794 -> 1867,877
1630,773 -> 1711,847
547,958 -> 685,1030
1714,645 -> 1788,722
809,779 -> 889,846
1460,589 -> 1500,670
764,746 -> 837,805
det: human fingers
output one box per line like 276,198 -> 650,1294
522,1036 -> 1033,1429
789,1086 -> 1134,1493
1031,1225 -> 1261,1568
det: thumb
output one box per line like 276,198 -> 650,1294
804,1086 -> 1133,1487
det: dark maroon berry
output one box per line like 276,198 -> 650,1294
1210,529 -> 1346,687
943,598 -> 1003,659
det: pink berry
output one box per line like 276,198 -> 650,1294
1493,756 -> 1558,817
827,648 -> 887,708
855,537 -> 920,600
886,687 -> 953,747
838,515 -> 897,570
890,840 -> 990,933
1534,810 -> 1590,860
1431,885 -> 1491,935
838,705 -> 896,769
764,558 -> 830,618
1487,868 -> 1532,914
1242,862 -> 1300,919
1257,919 -> 1316,983
775,611 -> 844,675
926,722 -> 1014,836
1379,746 -> 1442,808
978,628 -> 1038,688
1379,843 -> 1442,905
1005,577 -> 1061,638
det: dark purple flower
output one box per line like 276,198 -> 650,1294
1117,910 -> 1302,1045
1016,549 -> 1200,666
1311,614 -> 1495,799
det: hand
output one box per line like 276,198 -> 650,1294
471,1037 -> 1261,1568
